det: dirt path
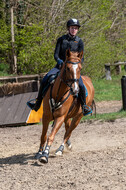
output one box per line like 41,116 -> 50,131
96,100 -> 122,114
0,101 -> 126,190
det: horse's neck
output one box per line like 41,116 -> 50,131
55,75 -> 68,93
52,72 -> 69,100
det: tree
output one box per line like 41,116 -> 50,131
0,0 -> 126,78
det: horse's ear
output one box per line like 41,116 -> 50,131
78,51 -> 83,59
66,49 -> 70,58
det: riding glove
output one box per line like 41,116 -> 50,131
57,58 -> 63,69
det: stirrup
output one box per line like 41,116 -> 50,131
82,105 -> 92,116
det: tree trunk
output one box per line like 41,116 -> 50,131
11,6 -> 17,74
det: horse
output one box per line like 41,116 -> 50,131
35,50 -> 95,163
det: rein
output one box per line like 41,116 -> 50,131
50,82 -> 71,113
50,58 -> 81,114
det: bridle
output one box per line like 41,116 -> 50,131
61,60 -> 81,88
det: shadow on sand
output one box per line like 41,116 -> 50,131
0,152 -> 60,167
0,153 -> 36,167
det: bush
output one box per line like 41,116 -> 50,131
0,63 -> 9,76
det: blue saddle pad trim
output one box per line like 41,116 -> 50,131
84,84 -> 88,97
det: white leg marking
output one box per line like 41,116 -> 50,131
73,64 -> 79,93
55,143 -> 64,156
44,146 -> 50,154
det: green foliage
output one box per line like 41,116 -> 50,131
81,0 -> 126,78
16,23 -> 55,74
0,0 -> 126,77
0,63 -> 9,76
0,20 -> 12,76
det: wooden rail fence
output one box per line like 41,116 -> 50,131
105,62 -> 126,80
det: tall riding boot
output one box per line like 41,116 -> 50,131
27,81 -> 44,111
79,87 -> 92,116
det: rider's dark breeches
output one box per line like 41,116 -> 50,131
78,76 -> 86,105
37,67 -> 60,100
79,76 -> 84,89
42,67 -> 60,84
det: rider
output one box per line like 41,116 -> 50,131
27,18 -> 91,115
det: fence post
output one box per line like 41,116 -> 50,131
115,65 -> 121,75
105,64 -> 112,80
121,76 -> 126,110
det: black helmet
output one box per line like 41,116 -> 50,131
67,18 -> 81,28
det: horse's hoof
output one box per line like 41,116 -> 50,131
55,150 -> 63,156
67,144 -> 72,150
66,139 -> 72,150
39,152 -> 48,163
39,156 -> 48,163
34,151 -> 43,159
55,145 -> 64,156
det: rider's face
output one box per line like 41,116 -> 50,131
69,26 -> 79,36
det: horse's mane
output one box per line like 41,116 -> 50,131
66,51 -> 81,62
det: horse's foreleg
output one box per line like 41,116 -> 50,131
35,117 -> 50,159
40,117 -> 50,148
39,117 -> 64,163
48,117 -> 65,146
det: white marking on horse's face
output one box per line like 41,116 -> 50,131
72,64 -> 79,94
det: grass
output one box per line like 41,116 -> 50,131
82,109 -> 126,123
85,72 -> 126,122
93,74 -> 123,102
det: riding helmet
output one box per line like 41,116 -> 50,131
67,18 -> 81,28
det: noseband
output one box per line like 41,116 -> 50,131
67,60 -> 80,64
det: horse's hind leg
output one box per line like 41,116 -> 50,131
34,116 -> 50,159
55,115 -> 82,155
64,115 -> 82,144
64,119 -> 72,149
55,118 -> 72,156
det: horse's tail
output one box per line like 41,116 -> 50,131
81,75 -> 95,110
91,99 -> 97,117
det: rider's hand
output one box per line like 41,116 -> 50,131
57,59 -> 63,69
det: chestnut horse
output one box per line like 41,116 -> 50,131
35,50 -> 95,163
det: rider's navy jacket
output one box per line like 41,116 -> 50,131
54,34 -> 84,63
